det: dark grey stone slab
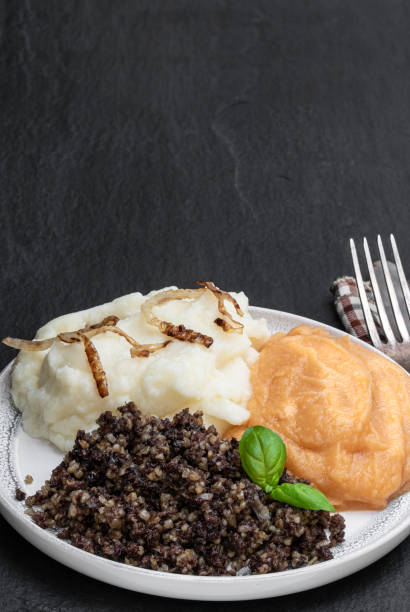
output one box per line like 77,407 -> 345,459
0,1 -> 409,609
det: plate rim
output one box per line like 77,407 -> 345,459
0,306 -> 409,600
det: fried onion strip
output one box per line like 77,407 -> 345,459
84,325 -> 171,358
130,341 -> 171,358
2,337 -> 55,351
3,315 -> 121,351
78,332 -> 109,398
141,289 -> 214,347
58,332 -> 82,343
198,281 -> 244,333
86,315 -> 120,329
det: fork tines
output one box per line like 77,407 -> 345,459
350,234 -> 410,350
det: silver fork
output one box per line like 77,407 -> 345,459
350,234 -> 410,372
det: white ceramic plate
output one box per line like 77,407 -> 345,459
0,307 -> 409,601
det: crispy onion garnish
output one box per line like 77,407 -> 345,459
84,325 -> 171,358
3,282 -> 243,397
141,289 -> 214,347
2,315 -> 170,398
79,332 -> 109,398
198,281 -> 244,333
2,337 -> 55,351
2,316 -> 121,351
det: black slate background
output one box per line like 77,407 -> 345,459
1,1 -> 409,610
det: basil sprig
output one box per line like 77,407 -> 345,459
238,426 -> 335,512
270,483 -> 335,512
238,426 -> 286,489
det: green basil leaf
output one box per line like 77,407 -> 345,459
270,483 -> 335,512
239,426 -> 286,490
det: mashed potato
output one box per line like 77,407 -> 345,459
11,287 -> 269,451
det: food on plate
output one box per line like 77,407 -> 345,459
6,277 -> 408,517
5,283 -> 269,451
15,488 -> 26,501
226,325 -> 410,510
22,404 -> 345,575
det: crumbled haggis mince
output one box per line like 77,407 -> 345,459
21,404 -> 345,576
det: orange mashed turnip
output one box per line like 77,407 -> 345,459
226,325 -> 410,510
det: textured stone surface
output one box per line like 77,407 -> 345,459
0,0 -> 409,609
